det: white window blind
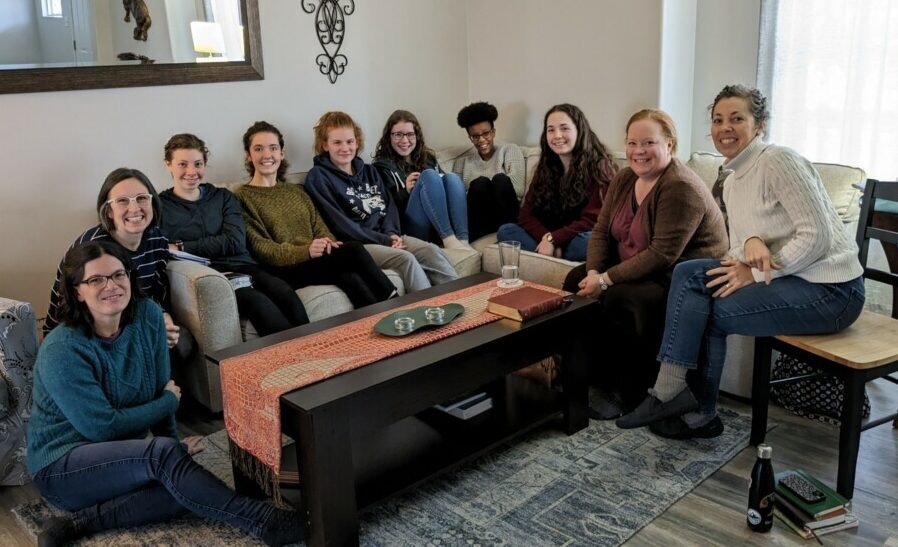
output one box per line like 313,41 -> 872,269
758,0 -> 898,179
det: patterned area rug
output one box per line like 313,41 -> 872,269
13,402 -> 757,546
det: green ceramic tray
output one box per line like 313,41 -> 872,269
373,303 -> 465,337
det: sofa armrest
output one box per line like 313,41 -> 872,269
165,261 -> 242,354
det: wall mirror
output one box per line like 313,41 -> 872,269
0,0 -> 262,94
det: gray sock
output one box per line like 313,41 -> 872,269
682,411 -> 717,429
652,362 -> 688,402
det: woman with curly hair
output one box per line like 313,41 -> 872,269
372,110 -> 472,250
454,101 -> 525,240
497,103 -> 617,261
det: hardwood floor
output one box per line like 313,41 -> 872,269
2,380 -> 896,546
629,377 -> 898,546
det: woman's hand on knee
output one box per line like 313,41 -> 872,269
743,237 -> 781,284
390,234 -> 407,249
577,270 -> 602,298
405,172 -> 420,191
706,259 -> 755,298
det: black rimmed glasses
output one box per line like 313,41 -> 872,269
390,131 -> 417,141
79,269 -> 130,289
106,193 -> 152,209
468,128 -> 495,142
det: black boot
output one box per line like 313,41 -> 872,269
37,515 -> 85,547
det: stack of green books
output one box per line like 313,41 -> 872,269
774,469 -> 858,540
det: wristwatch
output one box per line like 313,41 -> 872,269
598,273 -> 609,291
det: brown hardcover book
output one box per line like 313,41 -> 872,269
487,286 -> 567,322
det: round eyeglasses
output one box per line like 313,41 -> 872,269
106,193 -> 152,209
390,131 -> 417,141
468,128 -> 495,142
79,269 -> 130,289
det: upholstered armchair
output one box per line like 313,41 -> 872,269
0,298 -> 38,485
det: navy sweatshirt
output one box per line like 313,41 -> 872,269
304,155 -> 402,246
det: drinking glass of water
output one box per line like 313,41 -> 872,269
497,240 -> 523,288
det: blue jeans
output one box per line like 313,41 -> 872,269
404,169 -> 469,241
496,223 -> 591,261
32,436 -> 279,540
658,258 -> 866,418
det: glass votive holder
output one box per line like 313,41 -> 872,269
394,316 -> 415,332
424,307 -> 445,323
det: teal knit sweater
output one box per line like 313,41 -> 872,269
27,299 -> 180,475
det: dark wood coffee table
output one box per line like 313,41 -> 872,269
208,273 -> 597,547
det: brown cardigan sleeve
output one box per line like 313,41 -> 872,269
604,160 -> 717,284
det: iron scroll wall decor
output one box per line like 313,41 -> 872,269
302,0 -> 355,84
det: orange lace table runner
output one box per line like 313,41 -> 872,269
220,279 -> 567,496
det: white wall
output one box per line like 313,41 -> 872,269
691,0 -> 761,153
659,0 -> 697,159
465,0 -> 664,151
0,0 -> 469,317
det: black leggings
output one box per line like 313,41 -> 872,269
466,174 -> 520,241
564,264 -> 670,406
227,264 -> 309,336
266,241 -> 395,309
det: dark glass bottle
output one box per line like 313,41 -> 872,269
747,444 -> 775,532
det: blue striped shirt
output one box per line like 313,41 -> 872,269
44,225 -> 169,334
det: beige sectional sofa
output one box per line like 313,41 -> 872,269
168,146 -> 866,411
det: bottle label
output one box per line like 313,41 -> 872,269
747,508 -> 762,526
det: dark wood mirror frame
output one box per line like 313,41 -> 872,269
0,0 -> 262,95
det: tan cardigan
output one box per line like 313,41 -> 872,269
586,158 -> 728,284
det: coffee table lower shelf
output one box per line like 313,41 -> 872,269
271,375 -> 567,511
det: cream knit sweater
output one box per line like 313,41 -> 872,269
722,138 -> 863,284
452,142 -> 526,199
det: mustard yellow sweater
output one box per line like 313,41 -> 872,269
235,182 -> 334,267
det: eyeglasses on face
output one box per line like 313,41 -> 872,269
106,193 -> 152,209
79,269 -> 130,289
468,128 -> 495,142
390,131 -> 417,141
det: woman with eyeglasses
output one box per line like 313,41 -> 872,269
44,168 -> 182,354
497,103 -> 617,261
158,133 -> 309,337
454,101 -> 526,241
305,111 -> 458,292
373,110 -> 473,251
28,240 -> 302,547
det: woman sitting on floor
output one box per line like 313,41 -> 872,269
562,109 -> 728,419
235,120 -> 396,308
616,85 -> 865,439
497,103 -> 617,261
43,167 -> 188,360
27,240 -> 300,547
373,109 -> 473,250
159,133 -> 309,337
304,111 -> 459,292
453,101 -> 526,241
